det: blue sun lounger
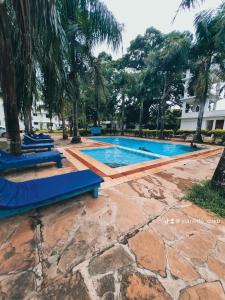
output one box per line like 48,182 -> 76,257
30,133 -> 51,139
91,127 -> 102,135
21,142 -> 54,151
23,134 -> 54,144
0,170 -> 104,218
0,150 -> 64,172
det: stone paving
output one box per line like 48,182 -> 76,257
0,147 -> 225,299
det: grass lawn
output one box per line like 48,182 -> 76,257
0,141 -> 7,150
185,181 -> 225,218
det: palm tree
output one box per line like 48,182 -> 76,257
190,11 -> 220,142
0,0 -> 62,153
61,0 -> 122,143
178,1 -> 225,191
0,3 -> 21,154
0,0 -> 122,150
145,31 -> 191,139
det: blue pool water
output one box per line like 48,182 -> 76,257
89,137 -> 197,157
81,147 -> 157,168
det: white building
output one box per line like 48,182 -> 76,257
180,69 -> 225,131
0,97 -> 61,131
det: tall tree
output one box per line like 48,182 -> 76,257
178,0 -> 225,192
145,31 -> 191,139
190,10 -> 221,142
0,2 -> 21,154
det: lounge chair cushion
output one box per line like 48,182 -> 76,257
23,134 -> 54,144
21,143 -> 54,150
30,133 -> 51,139
0,150 -> 62,170
0,170 -> 103,209
91,127 -> 101,135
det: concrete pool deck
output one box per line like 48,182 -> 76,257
0,137 -> 225,299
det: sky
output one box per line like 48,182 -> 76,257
94,0 -> 222,58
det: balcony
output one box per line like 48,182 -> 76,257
182,109 -> 225,119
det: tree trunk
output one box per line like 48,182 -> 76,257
29,108 -> 32,132
120,94 -> 125,135
139,99 -> 144,136
194,57 -> 211,143
159,74 -> 167,140
71,99 -> 81,143
156,104 -> 160,130
211,148 -> 225,192
193,100 -> 205,142
0,3 -> 21,154
94,91 -> 101,127
61,112 -> 68,140
23,106 -> 32,133
70,47 -> 81,143
24,113 -> 30,134
69,116 -> 73,137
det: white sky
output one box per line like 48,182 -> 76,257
94,0 -> 222,58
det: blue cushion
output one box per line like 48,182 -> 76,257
0,170 -> 103,209
0,150 -> 62,171
23,135 -> 54,144
21,143 -> 53,150
30,133 -> 51,139
0,150 -> 60,163
91,127 -> 101,135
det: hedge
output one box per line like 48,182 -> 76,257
208,129 -> 225,138
123,129 -> 174,138
176,129 -> 209,136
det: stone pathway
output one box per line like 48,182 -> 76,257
1,153 -> 225,299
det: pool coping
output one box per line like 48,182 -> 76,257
64,136 -> 223,179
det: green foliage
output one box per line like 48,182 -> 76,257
185,181 -> 225,218
79,129 -> 91,136
0,0 -> 123,142
123,129 -> 174,139
208,129 -> 225,138
0,141 -> 7,150
176,129 -> 209,135
176,129 -> 195,134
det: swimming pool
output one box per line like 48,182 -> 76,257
81,146 -> 158,168
89,137 -> 197,157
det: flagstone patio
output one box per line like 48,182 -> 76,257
0,144 -> 225,299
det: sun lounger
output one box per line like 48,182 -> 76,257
21,142 -> 54,151
29,133 -> 51,139
91,127 -> 101,135
23,134 -> 54,144
0,150 -> 64,171
0,170 -> 104,218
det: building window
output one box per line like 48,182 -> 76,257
206,120 -> 214,131
33,113 -> 38,116
34,122 -> 38,125
46,114 -> 50,118
215,120 -> 224,130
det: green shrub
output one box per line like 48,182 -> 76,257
208,129 -> 225,138
176,129 -> 195,135
102,128 -> 119,135
36,129 -> 49,133
0,141 -> 7,150
123,129 -> 174,138
176,129 -> 209,136
79,129 -> 91,136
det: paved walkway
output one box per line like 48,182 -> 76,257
0,152 -> 225,299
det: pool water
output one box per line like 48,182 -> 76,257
89,137 -> 197,157
81,147 -> 158,168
